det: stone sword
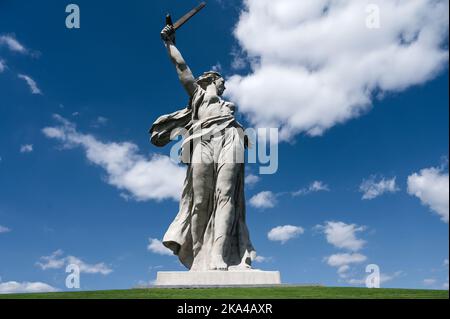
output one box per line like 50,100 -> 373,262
165,2 -> 206,43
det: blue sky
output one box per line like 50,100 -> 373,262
0,0 -> 449,293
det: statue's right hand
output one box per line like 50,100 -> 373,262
161,25 -> 175,43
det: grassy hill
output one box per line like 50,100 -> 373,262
0,286 -> 448,299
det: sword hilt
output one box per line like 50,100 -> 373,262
165,14 -> 174,27
165,14 -> 175,44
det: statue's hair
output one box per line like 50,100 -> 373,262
196,71 -> 223,89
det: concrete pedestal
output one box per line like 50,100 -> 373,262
155,270 -> 281,287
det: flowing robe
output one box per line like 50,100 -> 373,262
149,86 -> 255,270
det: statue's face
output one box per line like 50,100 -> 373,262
215,77 -> 226,96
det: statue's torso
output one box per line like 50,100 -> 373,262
195,88 -> 236,122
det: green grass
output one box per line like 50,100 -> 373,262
0,287 -> 448,299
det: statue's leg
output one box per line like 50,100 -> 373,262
209,128 -> 246,270
191,140 -> 214,260
209,162 -> 241,271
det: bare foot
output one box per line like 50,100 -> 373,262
209,254 -> 228,271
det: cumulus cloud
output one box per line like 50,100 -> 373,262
326,253 -> 367,271
225,0 -> 449,140
65,256 -> 112,275
245,174 -> 260,186
36,250 -> 112,275
319,221 -> 383,284
292,180 -> 329,196
19,144 -> 33,153
249,191 -> 277,209
319,220 -> 401,285
36,250 -> 66,270
317,221 -> 366,251
0,225 -> 11,234
42,115 -> 186,202
359,176 -> 399,200
267,225 -> 304,244
147,238 -> 173,256
17,74 -> 42,95
0,281 -> 57,294
407,166 -> 449,223
0,35 -> 27,53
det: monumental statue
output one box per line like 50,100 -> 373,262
149,4 -> 257,273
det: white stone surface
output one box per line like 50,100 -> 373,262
155,270 -> 281,287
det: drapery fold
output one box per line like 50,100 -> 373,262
149,108 -> 255,270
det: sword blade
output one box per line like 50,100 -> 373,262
173,2 -> 206,30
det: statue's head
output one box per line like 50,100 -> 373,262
196,71 -> 225,96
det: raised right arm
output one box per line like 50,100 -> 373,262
161,25 -> 197,97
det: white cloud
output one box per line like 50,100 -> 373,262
65,256 -> 112,275
0,35 -> 27,53
0,281 -> 57,294
230,47 -> 247,70
321,222 -> 401,286
408,166 -> 449,223
310,181 -> 329,192
36,250 -> 112,275
36,250 -> 65,270
18,74 -> 42,95
254,255 -> 272,263
337,264 -> 351,275
379,271 -> 403,284
423,278 -> 437,286
249,191 -> 277,208
359,176 -> 399,200
20,144 -> 33,153
317,221 -> 366,252
0,59 -> 5,72
326,253 -> 367,268
444,259 -> 449,267
245,174 -> 260,186
326,252 -> 367,280
318,221 -> 368,281
267,225 -> 304,244
91,116 -> 108,128
0,225 -> 11,234
42,115 -> 186,202
225,0 -> 449,140
147,238 -> 173,256
212,62 -> 223,73
293,180 -> 329,196
329,264 -> 404,286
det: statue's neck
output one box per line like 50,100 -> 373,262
206,83 -> 218,96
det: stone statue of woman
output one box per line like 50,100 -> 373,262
149,24 -> 256,271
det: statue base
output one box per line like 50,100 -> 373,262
155,270 -> 281,287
